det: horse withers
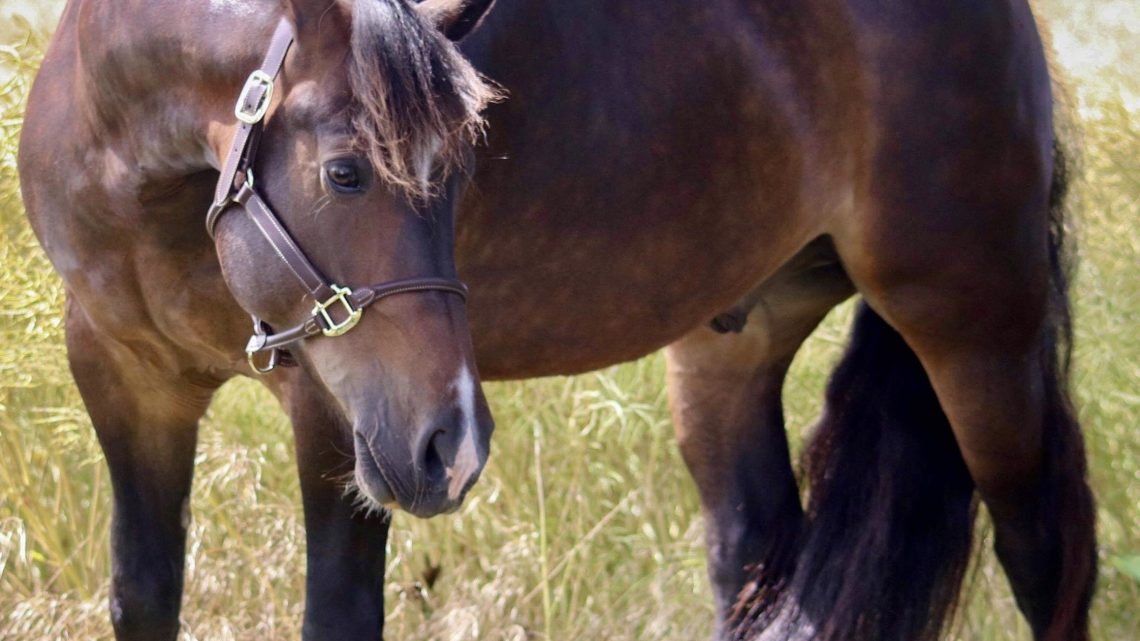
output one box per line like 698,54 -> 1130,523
20,0 -> 1096,640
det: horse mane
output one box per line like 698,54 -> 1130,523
349,0 -> 499,200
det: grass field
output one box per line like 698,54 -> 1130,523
1,2 -> 1137,640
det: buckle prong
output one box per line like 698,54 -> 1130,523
314,285 -> 363,337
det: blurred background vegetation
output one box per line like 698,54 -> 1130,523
1,1 -> 1136,639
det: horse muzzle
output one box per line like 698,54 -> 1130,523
352,403 -> 490,518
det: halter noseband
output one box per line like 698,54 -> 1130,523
208,19 -> 468,374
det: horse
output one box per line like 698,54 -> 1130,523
17,0 -> 1096,640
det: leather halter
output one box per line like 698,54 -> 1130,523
208,19 -> 469,374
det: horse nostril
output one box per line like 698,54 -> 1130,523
421,428 -> 450,484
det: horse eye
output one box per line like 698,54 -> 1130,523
324,160 -> 363,193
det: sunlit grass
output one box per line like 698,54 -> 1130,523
1,2 -> 1137,640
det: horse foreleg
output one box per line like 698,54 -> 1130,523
65,300 -> 214,641
276,372 -> 390,641
665,244 -> 852,639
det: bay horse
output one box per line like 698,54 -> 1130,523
18,0 -> 1095,640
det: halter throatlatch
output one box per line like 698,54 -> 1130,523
208,19 -> 468,374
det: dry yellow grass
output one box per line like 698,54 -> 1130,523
1,2 -> 1137,639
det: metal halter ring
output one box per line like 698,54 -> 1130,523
247,347 -> 280,375
246,317 -> 280,375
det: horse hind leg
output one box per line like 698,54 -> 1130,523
64,299 -> 218,641
857,291 -> 1094,640
836,150 -> 1095,639
731,300 -> 980,641
665,237 -> 854,640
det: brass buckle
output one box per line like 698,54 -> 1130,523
313,285 -> 363,337
234,70 -> 274,124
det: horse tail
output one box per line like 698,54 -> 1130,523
733,302 -> 976,641
733,133 -> 1096,641
1038,134 -> 1097,641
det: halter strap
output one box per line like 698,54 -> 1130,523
208,18 -> 294,235
244,278 -> 469,355
208,18 -> 469,374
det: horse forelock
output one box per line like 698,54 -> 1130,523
348,0 -> 498,200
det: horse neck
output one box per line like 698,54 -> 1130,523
72,0 -> 281,181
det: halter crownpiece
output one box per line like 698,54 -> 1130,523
208,18 -> 469,374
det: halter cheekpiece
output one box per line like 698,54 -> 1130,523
208,19 -> 469,374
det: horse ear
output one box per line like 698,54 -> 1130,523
280,0 -> 348,44
416,0 -> 496,41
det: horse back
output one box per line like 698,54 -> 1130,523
454,0 -> 1052,377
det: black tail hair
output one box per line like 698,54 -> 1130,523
1037,136 -> 1096,641
732,303 -> 976,641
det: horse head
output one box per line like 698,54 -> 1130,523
211,0 -> 497,518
